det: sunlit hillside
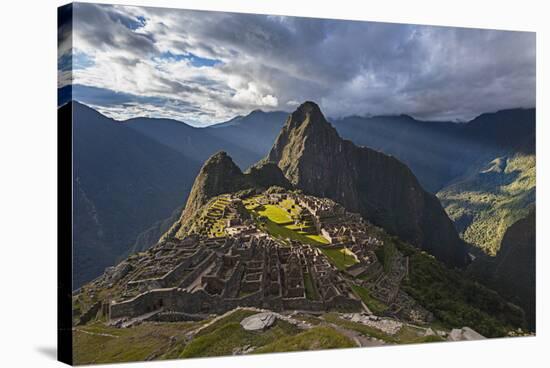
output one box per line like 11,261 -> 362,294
438,153 -> 535,255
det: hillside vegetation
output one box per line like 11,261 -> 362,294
396,240 -> 526,337
438,152 -> 535,255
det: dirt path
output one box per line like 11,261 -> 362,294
74,329 -> 119,338
319,322 -> 369,347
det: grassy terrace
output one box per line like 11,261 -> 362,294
244,197 -> 329,246
318,247 -> 359,270
206,197 -> 231,238
375,241 -> 397,273
255,326 -> 355,353
244,195 -> 364,274
188,195 -> 233,238
73,321 -> 201,364
73,310 -> 355,363
350,284 -> 388,315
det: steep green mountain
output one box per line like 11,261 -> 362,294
333,108 -> 535,192
265,101 -> 468,267
468,210 -> 536,330
166,151 -> 291,238
437,149 -> 535,255
69,102 -> 199,287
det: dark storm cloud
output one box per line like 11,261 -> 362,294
67,4 -> 535,124
73,3 -> 157,56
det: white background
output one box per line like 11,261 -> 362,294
0,0 -> 547,366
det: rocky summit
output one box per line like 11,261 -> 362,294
266,101 -> 468,267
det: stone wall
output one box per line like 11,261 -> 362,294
110,285 -> 361,320
126,248 -> 207,290
222,261 -> 244,298
110,288 -> 175,319
325,294 -> 363,312
77,301 -> 101,326
110,287 -> 269,319
282,297 -> 325,311
162,248 -> 207,286
178,252 -> 216,289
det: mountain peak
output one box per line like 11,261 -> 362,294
267,101 -> 339,176
289,101 -> 328,128
178,151 -> 244,225
296,100 -> 322,114
205,150 -> 232,164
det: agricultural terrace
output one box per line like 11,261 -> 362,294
318,247 -> 359,271
190,195 -> 232,238
243,195 -> 329,246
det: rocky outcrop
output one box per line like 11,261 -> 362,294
245,161 -> 292,190
447,327 -> 486,341
240,312 -> 277,331
266,101 -> 468,267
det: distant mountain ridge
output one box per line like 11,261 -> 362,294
333,108 -> 535,192
70,97 -> 535,194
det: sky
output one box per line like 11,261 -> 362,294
58,3 -> 536,126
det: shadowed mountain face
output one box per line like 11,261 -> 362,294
493,210 -> 536,330
69,102 -> 199,288
468,209 -> 536,330
265,101 -> 468,267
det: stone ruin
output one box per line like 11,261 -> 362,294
105,233 -> 362,322
82,190 -> 433,327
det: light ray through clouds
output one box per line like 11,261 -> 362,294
58,3 -> 535,126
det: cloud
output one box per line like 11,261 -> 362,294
232,82 -> 278,107
61,3 -> 535,125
